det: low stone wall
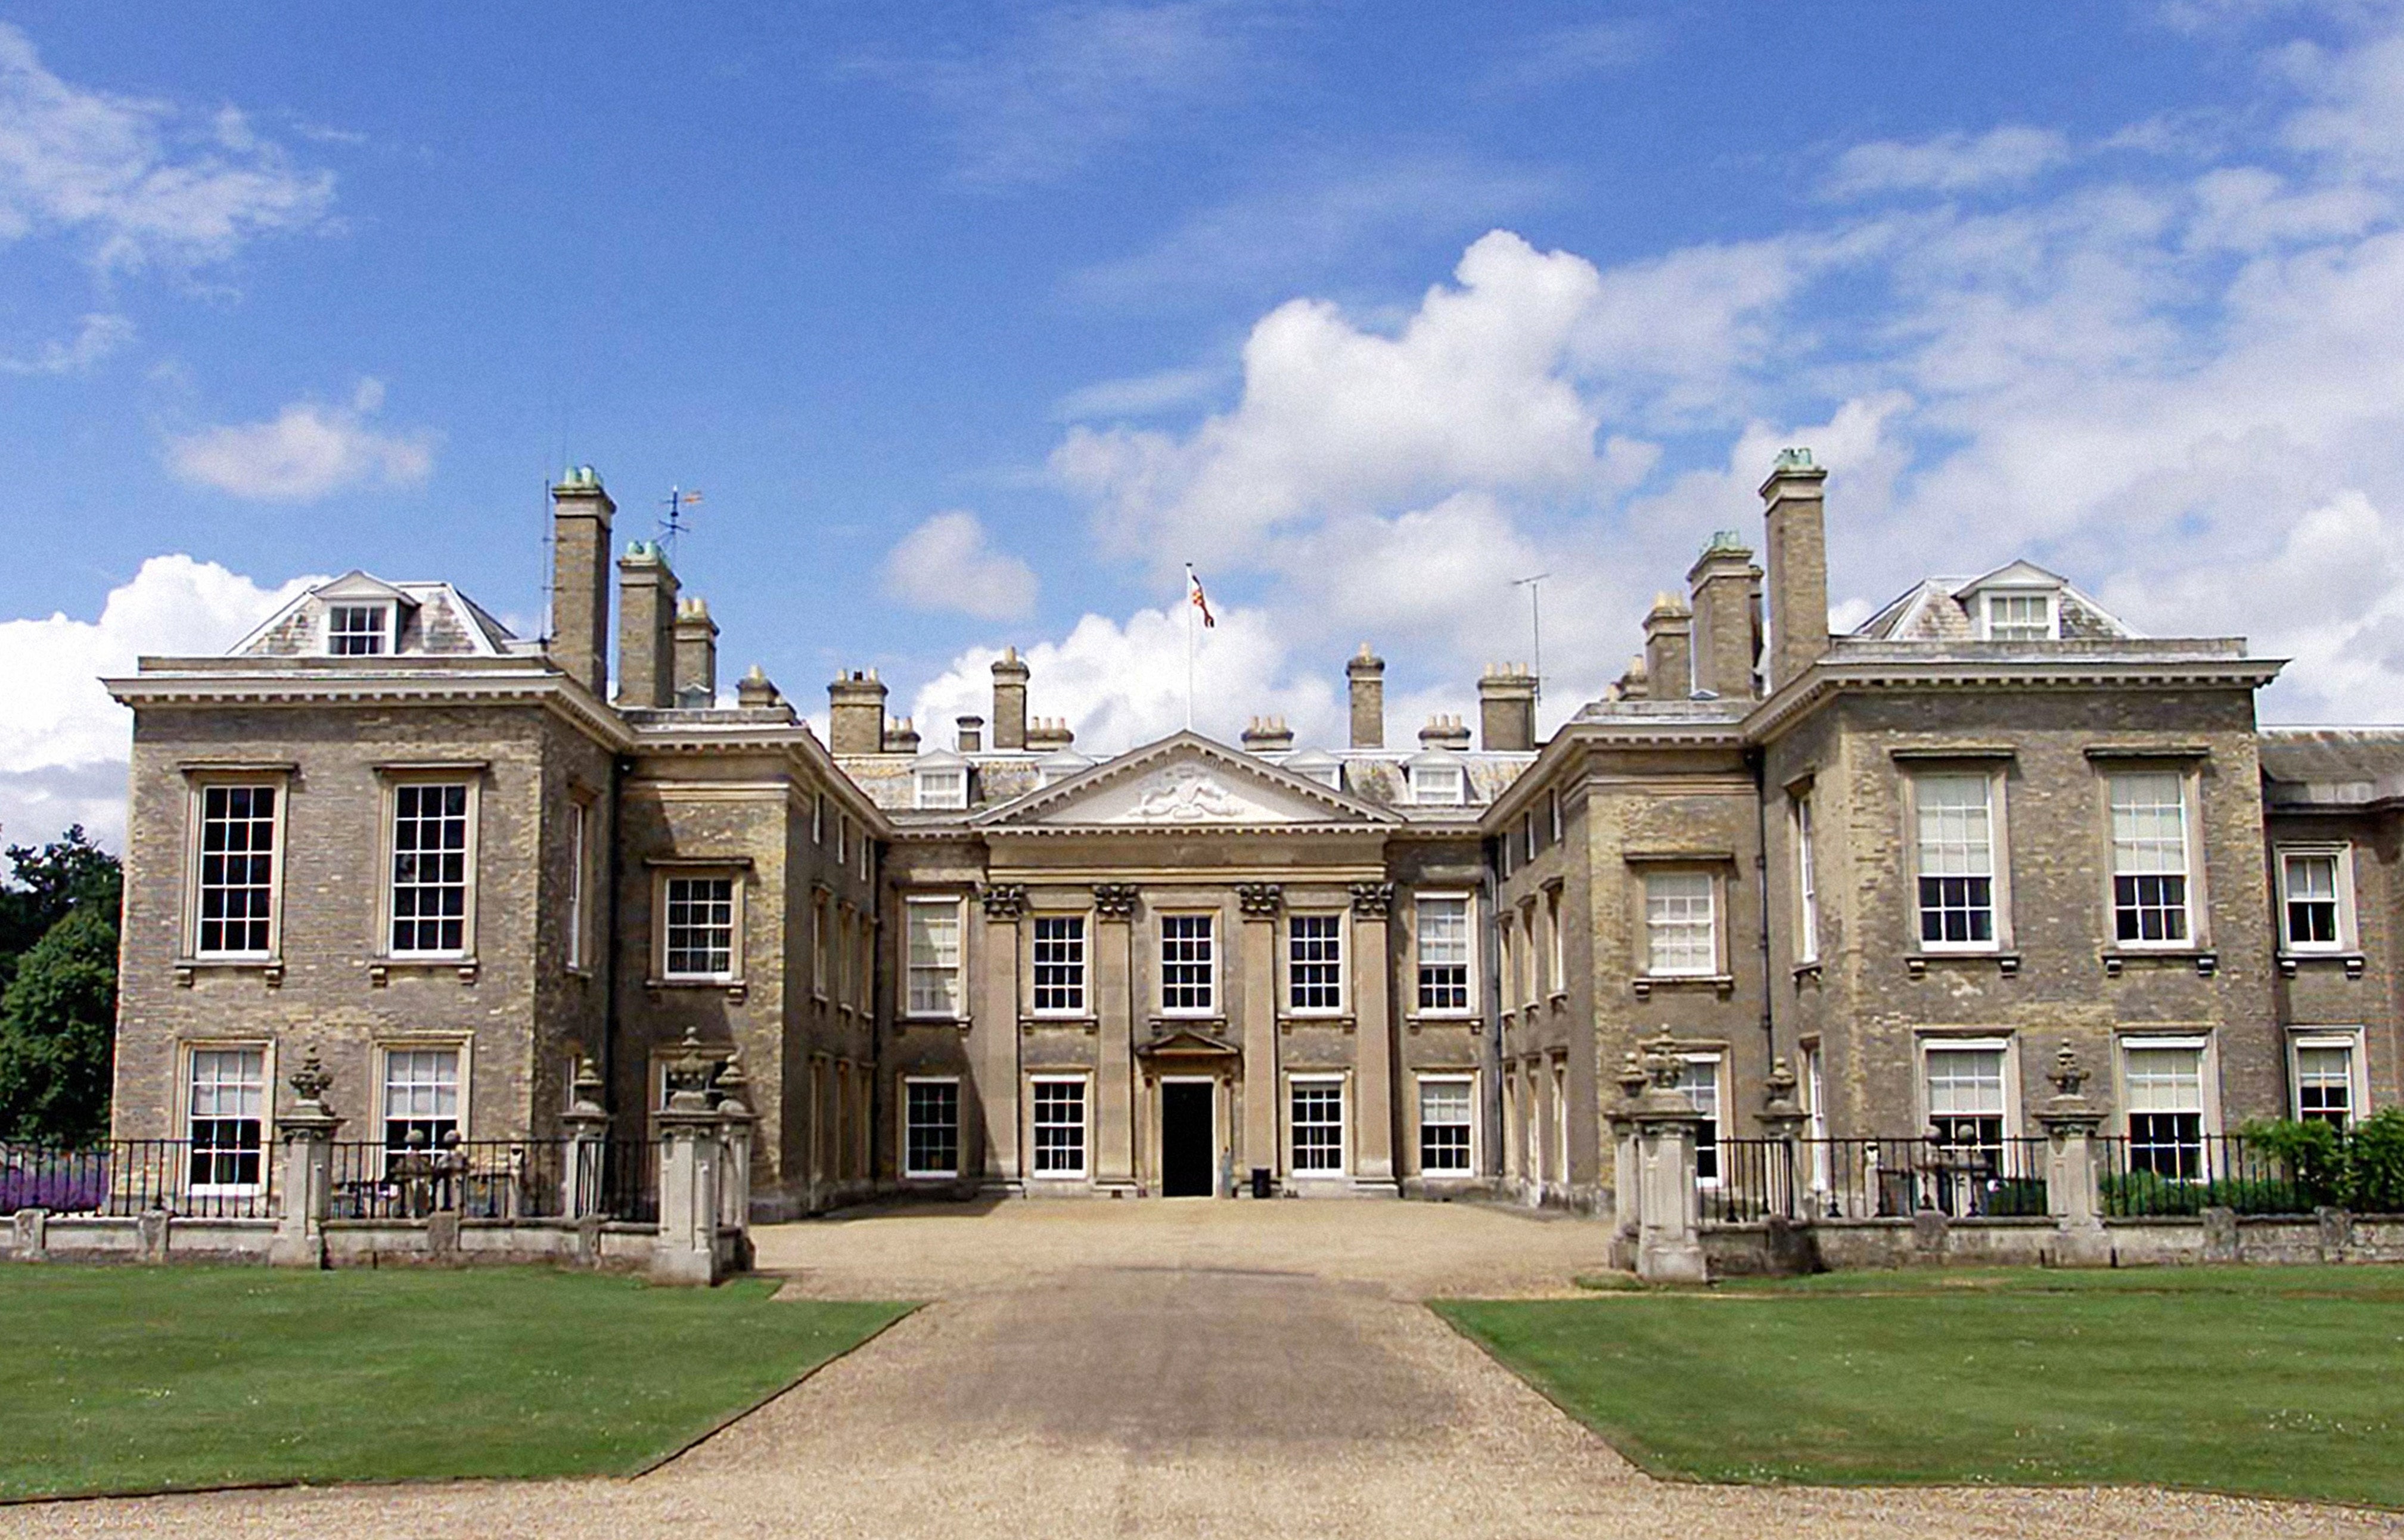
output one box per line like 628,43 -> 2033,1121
4,1208 -> 669,1271
1701,1209 -> 2404,1277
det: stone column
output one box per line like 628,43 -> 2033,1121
1238,885 -> 1281,1185
977,886 -> 1026,1192
2036,1041 -> 2111,1267
561,1057 -> 610,1221
651,1030 -> 724,1286
1094,884 -> 1138,1191
715,1051 -> 757,1272
269,1052 -> 340,1269
1606,1051 -> 1647,1267
1349,883 -> 1397,1192
1755,1055 -> 1807,1222
1630,1032 -> 1709,1284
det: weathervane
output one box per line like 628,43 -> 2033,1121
1511,572 -> 1549,700
659,485 -> 703,558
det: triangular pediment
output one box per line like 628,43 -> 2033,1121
976,732 -> 1395,830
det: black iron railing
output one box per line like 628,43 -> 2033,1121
328,1138 -> 576,1221
1712,1137 -> 2051,1222
0,1140 -> 277,1219
2096,1134 -> 2320,1217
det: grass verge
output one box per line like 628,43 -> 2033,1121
1436,1264 -> 2404,1508
0,1266 -> 912,1501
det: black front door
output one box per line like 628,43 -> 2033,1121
1160,1082 -> 1214,1197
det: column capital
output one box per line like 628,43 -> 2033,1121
1092,882 -> 1138,919
1237,882 -> 1282,918
981,884 -> 1027,921
1348,881 -> 1394,918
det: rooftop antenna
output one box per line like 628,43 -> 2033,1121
1511,573 -> 1549,701
659,485 -> 703,560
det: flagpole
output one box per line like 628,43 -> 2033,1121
1184,563 -> 1196,731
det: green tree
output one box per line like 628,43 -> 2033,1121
0,826 -> 122,996
0,906 -> 119,1145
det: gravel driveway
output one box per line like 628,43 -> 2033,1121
5,1199 -> 2395,1539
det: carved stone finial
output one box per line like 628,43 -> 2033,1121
713,1047 -> 748,1100
1616,1050 -> 1648,1103
2049,1039 -> 2089,1100
570,1055 -> 605,1109
1763,1055 -> 1798,1107
1091,883 -> 1138,919
1349,881 -> 1394,918
663,1025 -> 716,1107
1641,1029 -> 1684,1094
1237,883 -> 1283,918
981,884 -> 1027,921
287,1051 -> 333,1108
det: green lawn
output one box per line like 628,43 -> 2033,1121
0,1266 -> 912,1501
1437,1266 -> 2404,1508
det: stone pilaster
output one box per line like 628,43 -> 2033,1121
977,886 -> 1027,1191
1238,884 -> 1280,1182
1094,884 -> 1138,1190
1349,882 -> 1397,1191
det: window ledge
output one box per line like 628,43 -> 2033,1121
2279,951 -> 2365,979
897,1015 -> 968,1033
1279,1015 -> 1355,1033
1632,974 -> 1734,999
1022,1015 -> 1099,1035
173,958 -> 284,989
369,958 -> 478,986
1403,1014 -> 1481,1035
2099,948 -> 2217,978
646,976 -> 747,1004
1792,960 -> 1822,984
1904,951 -> 2020,979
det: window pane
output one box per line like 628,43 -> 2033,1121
1160,914 -> 1215,1012
382,1048 -> 461,1153
390,783 -> 471,955
2123,1046 -> 2203,1113
905,1081 -> 959,1175
1925,1047 -> 2007,1162
1033,1080 -> 1086,1174
1417,896 -> 1469,1011
1032,915 -> 1086,1013
195,784 -> 277,955
1419,1080 -> 1471,1173
1645,872 -> 1715,976
907,901 -> 961,1016
188,1048 -> 265,1188
2284,853 -> 2341,947
327,604 -> 388,655
1987,592 -> 2051,641
1678,1058 -> 1720,1181
1915,775 -> 1995,946
1290,913 -> 1343,1012
663,876 -> 735,977
2297,1045 -> 2354,1128
1292,1083 -> 1343,1172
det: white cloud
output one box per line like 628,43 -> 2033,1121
0,556 -> 317,848
0,23 -> 334,269
0,311 -> 130,374
1054,364 -> 1226,421
166,378 -> 436,501
1825,126 -> 2073,200
861,2 -> 1257,190
883,510 -> 1039,622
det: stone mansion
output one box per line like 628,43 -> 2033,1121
104,452 -> 2403,1216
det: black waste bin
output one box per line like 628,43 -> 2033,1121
1250,1166 -> 1273,1199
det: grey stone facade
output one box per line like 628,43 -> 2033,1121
101,454 -> 2397,1221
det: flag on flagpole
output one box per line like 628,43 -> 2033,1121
1186,564 -> 1216,628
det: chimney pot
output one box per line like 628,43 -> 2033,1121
826,668 -> 890,753
1346,644 -> 1386,749
614,540 -> 679,709
990,647 -> 1031,750
1477,661 -> 1539,752
1761,448 -> 1831,691
548,470 -> 616,697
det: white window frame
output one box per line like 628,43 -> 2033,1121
1288,1073 -> 1347,1176
1979,588 -> 2058,642
2290,1027 -> 2369,1128
1031,912 -> 1088,1016
182,1042 -> 272,1195
653,868 -> 744,983
901,1075 -> 961,1178
836,812 -> 848,866
1917,1035 -> 2020,1167
812,890 -> 831,1002
375,1038 -> 471,1160
1642,869 -> 1719,978
1158,911 -> 1218,1017
324,601 -> 395,656
2276,844 -> 2355,955
1545,887 -> 1565,996
185,775 -> 287,962
2108,769 -> 2199,950
1030,1075 -> 1090,1179
1679,1051 -> 1726,1186
1522,811 -> 1536,864
1414,892 -> 1474,1016
1911,769 -> 2006,953
915,765 -> 966,811
1496,916 -> 1516,1014
380,775 -> 479,961
2116,1033 -> 2218,1172
564,797 -> 591,973
1416,1073 -> 1476,1175
1286,911 -> 1345,1016
1548,788 -> 1563,845
1793,791 -> 1819,965
812,792 -> 825,845
1410,759 -> 1465,806
904,896 -> 965,1020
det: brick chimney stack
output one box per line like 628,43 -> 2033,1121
1241,716 -> 1295,753
827,669 -> 889,754
1762,448 -> 1831,692
991,647 -> 1030,750
1686,532 -> 1763,700
956,715 -> 984,753
547,467 -> 614,697
1347,644 -> 1386,749
672,596 -> 718,707
1477,665 -> 1538,752
615,541 -> 679,709
1641,592 -> 1694,703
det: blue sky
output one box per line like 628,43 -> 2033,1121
3,1 -> 2401,844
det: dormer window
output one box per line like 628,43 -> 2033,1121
1285,750 -> 1342,791
1981,591 -> 2056,642
1409,759 -> 1465,806
326,604 -> 392,656
914,757 -> 968,811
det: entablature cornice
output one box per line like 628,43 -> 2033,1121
107,667 -> 634,753
1746,656 -> 2288,746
